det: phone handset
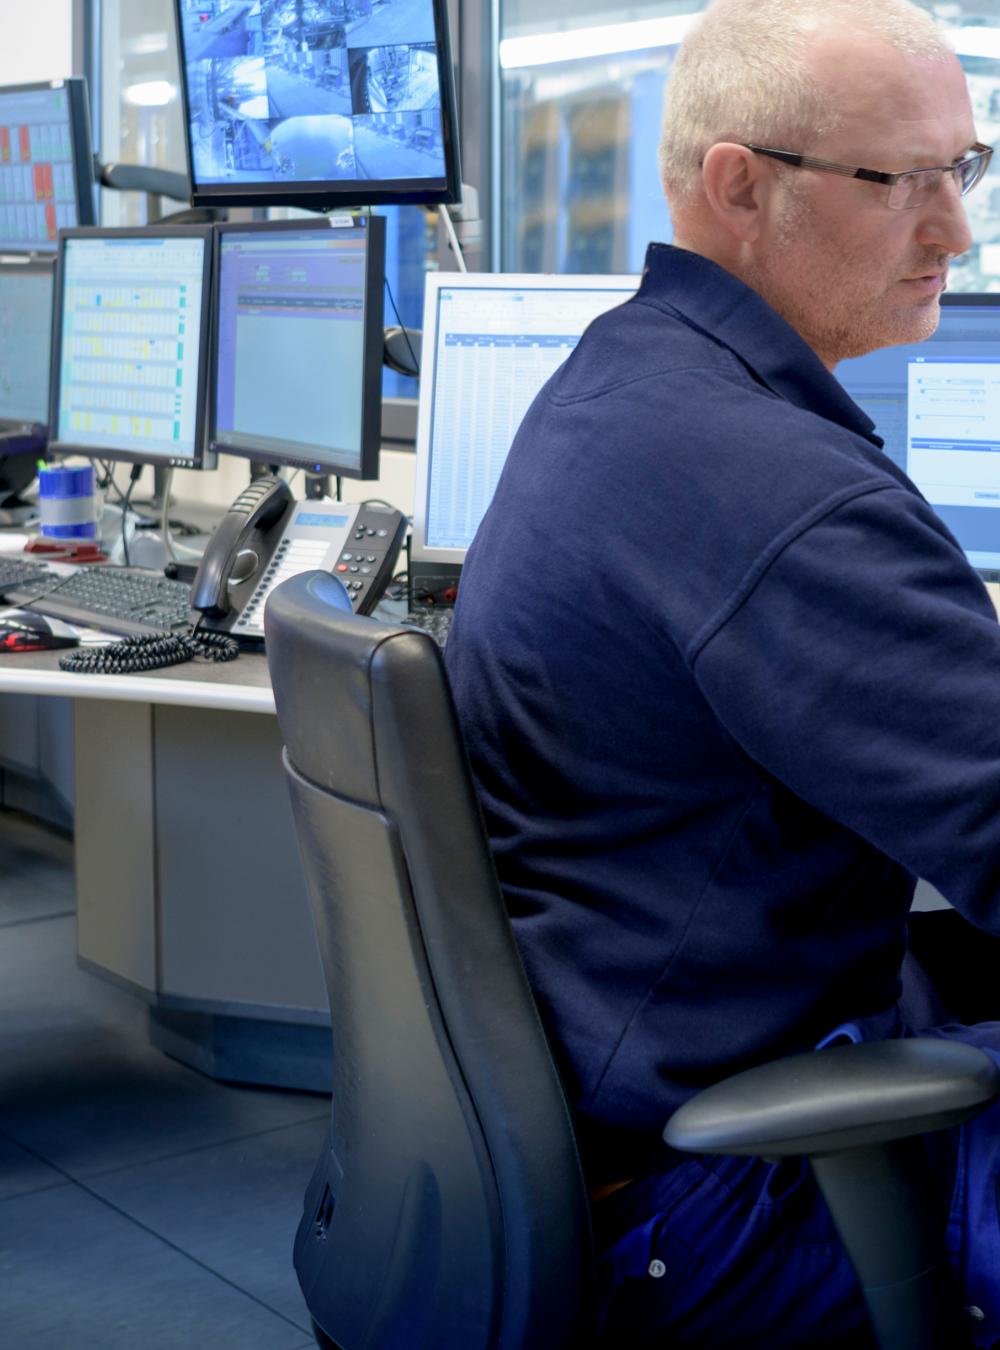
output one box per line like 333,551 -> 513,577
191,476 -> 293,618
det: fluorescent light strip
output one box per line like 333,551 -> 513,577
499,14 -> 698,70
123,80 -> 177,108
499,16 -> 1000,71
951,28 -> 1000,61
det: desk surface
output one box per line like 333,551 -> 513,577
0,645 -> 276,714
0,521 -> 279,714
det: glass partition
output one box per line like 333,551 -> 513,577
498,0 -> 1000,290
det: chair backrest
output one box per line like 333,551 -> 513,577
265,572 -> 595,1350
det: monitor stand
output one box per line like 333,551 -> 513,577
145,465 -> 173,513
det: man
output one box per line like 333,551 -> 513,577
445,0 -> 1000,1344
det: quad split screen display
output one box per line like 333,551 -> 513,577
174,0 -> 461,207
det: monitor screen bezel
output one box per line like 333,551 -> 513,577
937,294 -> 1000,311
208,214 -> 386,481
172,0 -> 462,210
47,224 -> 216,471
0,78 -> 96,254
0,253 -> 55,448
410,271 -> 642,567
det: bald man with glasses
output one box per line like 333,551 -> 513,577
445,1 -> 1000,1344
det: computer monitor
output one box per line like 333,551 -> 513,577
410,272 -> 640,575
209,216 -> 385,479
49,226 -> 214,469
0,254 -> 54,514
0,79 -> 95,253
0,254 -> 54,451
173,0 -> 461,210
837,294 -> 1000,576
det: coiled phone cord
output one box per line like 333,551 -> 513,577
59,626 -> 239,675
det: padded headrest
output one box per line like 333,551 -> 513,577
265,570 -> 435,806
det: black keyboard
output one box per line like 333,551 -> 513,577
7,566 -> 194,637
400,606 -> 454,647
0,556 -> 55,597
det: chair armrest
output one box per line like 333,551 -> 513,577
664,1038 -> 1000,1158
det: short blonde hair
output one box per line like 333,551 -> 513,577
659,0 -> 952,204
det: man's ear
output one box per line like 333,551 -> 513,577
701,142 -> 768,242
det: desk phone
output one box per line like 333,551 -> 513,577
191,476 -> 406,642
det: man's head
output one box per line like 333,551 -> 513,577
660,0 -> 981,368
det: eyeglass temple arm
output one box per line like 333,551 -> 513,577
748,146 -> 878,181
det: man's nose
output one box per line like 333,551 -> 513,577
916,171 -> 974,256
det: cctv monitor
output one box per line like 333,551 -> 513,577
210,216 -> 385,479
837,293 -> 1000,578
0,79 -> 95,253
410,272 -> 640,578
173,0 -> 461,209
49,227 -> 215,469
0,255 -> 54,451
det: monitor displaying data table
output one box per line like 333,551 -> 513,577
837,294 -> 1000,575
210,217 -> 385,479
0,256 -> 54,447
0,79 -> 95,253
49,227 -> 215,469
410,272 -> 640,567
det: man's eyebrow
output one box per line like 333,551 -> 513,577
892,142 -> 979,166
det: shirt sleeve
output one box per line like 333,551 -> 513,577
690,483 -> 1000,931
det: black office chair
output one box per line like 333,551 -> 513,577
265,571 -> 1000,1350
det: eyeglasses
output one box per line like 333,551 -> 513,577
744,141 -> 993,210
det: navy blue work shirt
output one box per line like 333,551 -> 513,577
444,243 -> 1000,1184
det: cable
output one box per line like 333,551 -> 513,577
384,275 -> 420,377
59,626 -> 239,675
121,464 -> 143,567
97,460 -> 129,507
364,204 -> 420,378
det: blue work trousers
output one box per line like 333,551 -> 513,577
595,1020 -> 1000,1349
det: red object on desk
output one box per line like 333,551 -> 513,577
23,537 -> 107,563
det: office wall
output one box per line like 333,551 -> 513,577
2,2 -> 73,84
169,450 -> 417,517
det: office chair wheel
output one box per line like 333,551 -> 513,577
310,1318 -> 342,1350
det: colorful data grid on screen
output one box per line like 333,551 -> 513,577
56,236 -> 206,462
423,283 -> 638,554
214,227 -> 369,472
178,0 -> 447,187
0,86 -> 82,251
0,268 -> 53,424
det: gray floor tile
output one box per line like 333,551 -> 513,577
0,809 -> 75,901
0,1132 -> 64,1201
0,873 -> 74,927
88,1116 -> 328,1329
0,809 -> 75,923
0,1181 -> 316,1349
0,916 -> 327,1178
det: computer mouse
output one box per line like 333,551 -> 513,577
0,610 -> 80,652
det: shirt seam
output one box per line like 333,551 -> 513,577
583,778 -> 769,1116
686,481 -> 901,664
632,290 -> 879,442
546,358 -> 741,408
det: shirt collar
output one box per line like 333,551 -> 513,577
638,243 -> 881,445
